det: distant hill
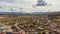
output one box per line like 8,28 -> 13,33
0,11 -> 60,15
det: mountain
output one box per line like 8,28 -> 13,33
0,11 -> 59,15
0,12 -> 24,14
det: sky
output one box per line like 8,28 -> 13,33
0,0 -> 60,13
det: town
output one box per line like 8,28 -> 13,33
0,13 -> 59,34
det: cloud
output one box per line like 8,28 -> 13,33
0,0 -> 60,13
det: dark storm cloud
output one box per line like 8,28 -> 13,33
36,0 -> 47,6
